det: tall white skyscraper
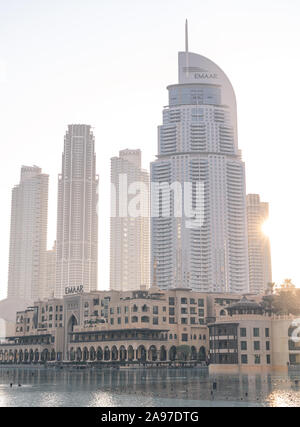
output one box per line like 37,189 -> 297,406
7,166 -> 49,301
45,241 -> 56,299
55,125 -> 98,298
247,194 -> 272,294
110,149 -> 150,291
151,24 -> 249,293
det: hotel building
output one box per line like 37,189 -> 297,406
151,25 -> 249,293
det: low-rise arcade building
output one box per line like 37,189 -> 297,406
63,287 -> 209,364
2,289 -> 296,369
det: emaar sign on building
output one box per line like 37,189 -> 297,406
65,285 -> 84,295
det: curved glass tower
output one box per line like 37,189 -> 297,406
151,41 -> 249,293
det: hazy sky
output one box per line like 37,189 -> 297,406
0,0 -> 300,300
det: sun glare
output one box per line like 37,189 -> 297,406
261,220 -> 271,237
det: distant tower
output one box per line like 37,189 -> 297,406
247,194 -> 272,294
7,166 -> 49,301
110,149 -> 150,291
55,125 -> 98,298
151,23 -> 249,293
46,241 -> 56,299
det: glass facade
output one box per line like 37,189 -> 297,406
168,84 -> 221,107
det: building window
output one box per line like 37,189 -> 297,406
125,317 -> 129,324
182,334 -> 188,342
190,307 -> 196,314
241,355 -> 248,364
141,316 -> 149,323
190,317 -> 196,324
169,307 -> 175,316
181,298 -> 188,305
142,305 -> 148,313
266,355 -> 271,365
254,341 -> 260,351
118,318 -> 121,325
169,334 -> 173,339
181,307 -> 188,314
153,306 -> 159,315
254,355 -> 261,364
198,309 -> 204,317
253,328 -> 260,337
241,341 -> 247,351
110,319 -> 114,325
181,318 -> 188,325
169,317 -> 175,324
153,318 -> 158,325
198,299 -> 204,307
169,297 -> 175,306
266,341 -> 270,351
190,298 -> 196,305
240,328 -> 247,337
132,316 -> 138,323
265,328 -> 270,338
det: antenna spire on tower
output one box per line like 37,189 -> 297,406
185,19 -> 189,53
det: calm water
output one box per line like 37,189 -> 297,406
0,367 -> 300,407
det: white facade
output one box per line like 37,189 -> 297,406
55,125 -> 98,298
151,49 -> 249,293
247,194 -> 272,293
7,166 -> 49,300
110,149 -> 150,291
45,241 -> 56,299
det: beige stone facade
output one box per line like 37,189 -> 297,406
208,298 -> 297,373
0,290 -> 298,371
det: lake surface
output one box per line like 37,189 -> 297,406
0,366 -> 300,407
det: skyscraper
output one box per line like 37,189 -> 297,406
45,241 -> 56,299
247,194 -> 272,294
7,166 -> 49,301
55,125 -> 98,298
151,23 -> 249,293
110,149 -> 150,291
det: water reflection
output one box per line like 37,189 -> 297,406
0,367 -> 299,407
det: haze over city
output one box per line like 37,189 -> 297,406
0,0 -> 300,300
